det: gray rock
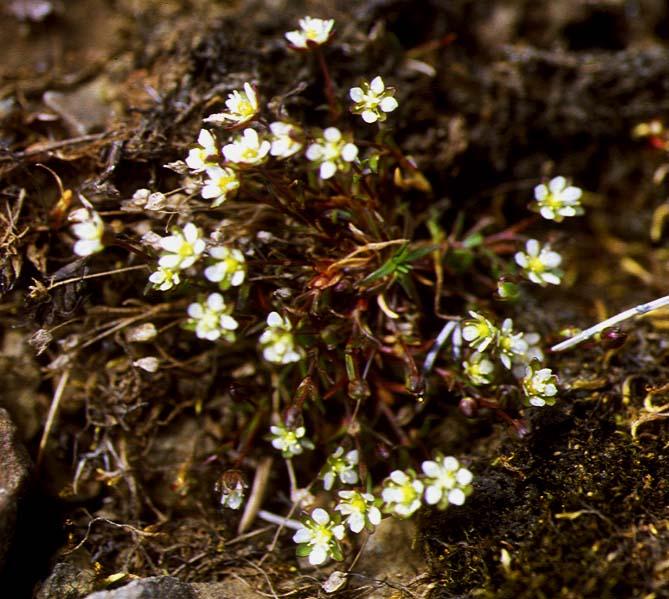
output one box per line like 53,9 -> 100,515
0,407 -> 31,569
84,576 -> 196,599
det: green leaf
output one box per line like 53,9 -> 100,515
296,544 -> 312,558
462,232 -> 484,249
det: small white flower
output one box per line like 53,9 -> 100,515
511,331 -> 544,377
204,246 -> 246,290
269,422 -> 314,458
269,121 -> 303,158
148,266 -> 181,291
335,490 -> 382,533
320,447 -> 359,491
463,351 -> 495,385
200,166 -> 239,207
381,469 -> 424,518
69,207 -> 104,256
204,83 -> 259,127
421,455 -> 473,509
349,76 -> 399,124
522,362 -> 558,407
293,508 -> 345,566
218,470 -> 248,510
306,127 -> 358,179
222,128 -> 271,165
186,293 -> 238,342
260,311 -> 304,364
462,311 -> 498,353
158,223 -> 205,270
496,318 -> 528,370
285,16 -> 334,49
515,239 -> 562,286
534,176 -> 584,222
185,129 -> 219,172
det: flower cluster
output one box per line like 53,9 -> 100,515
514,239 -> 562,286
269,422 -> 314,458
522,361 -> 558,407
260,311 -> 303,364
534,176 -> 583,222
69,206 -> 105,257
349,76 -> 398,124
293,508 -> 344,566
186,293 -> 239,342
306,127 -> 359,180
285,17 -> 334,49
320,446 -> 359,490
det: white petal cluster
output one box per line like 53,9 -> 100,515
514,239 -> 562,286
335,490 -> 382,533
222,128 -> 271,165
496,318 -> 529,370
201,166 -> 239,207
285,17 -> 335,49
69,207 -> 104,256
349,76 -> 399,124
463,351 -> 495,385
522,362 -> 558,407
260,311 -> 304,364
148,266 -> 181,291
534,176 -> 583,222
186,292 -> 239,342
205,83 -> 259,127
269,422 -> 314,458
185,129 -> 219,172
269,121 -> 304,158
306,127 -> 358,180
158,223 -> 205,270
204,246 -> 246,290
421,455 -> 473,509
293,508 -> 345,566
462,311 -> 498,353
381,469 -> 424,518
320,447 -> 359,491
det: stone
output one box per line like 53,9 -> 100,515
84,576 -> 196,599
0,407 -> 31,570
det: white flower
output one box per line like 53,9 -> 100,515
69,207 -> 104,256
201,166 -> 239,207
349,76 -> 399,124
496,318 -> 528,370
306,127 -> 358,179
534,176 -> 584,222
269,422 -> 314,458
204,246 -> 246,290
185,129 -> 218,172
381,469 -> 424,518
158,223 -> 205,270
335,490 -> 382,534
260,311 -> 304,364
204,83 -> 259,127
222,128 -> 271,165
515,239 -> 562,286
421,455 -> 473,509
463,351 -> 495,385
320,447 -> 359,491
522,362 -> 558,407
269,121 -> 303,158
293,508 -> 345,566
511,331 -> 544,377
285,16 -> 335,49
218,470 -> 247,510
186,293 -> 239,342
462,311 -> 498,353
148,266 -> 181,291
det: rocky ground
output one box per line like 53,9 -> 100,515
4,1 -> 669,597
